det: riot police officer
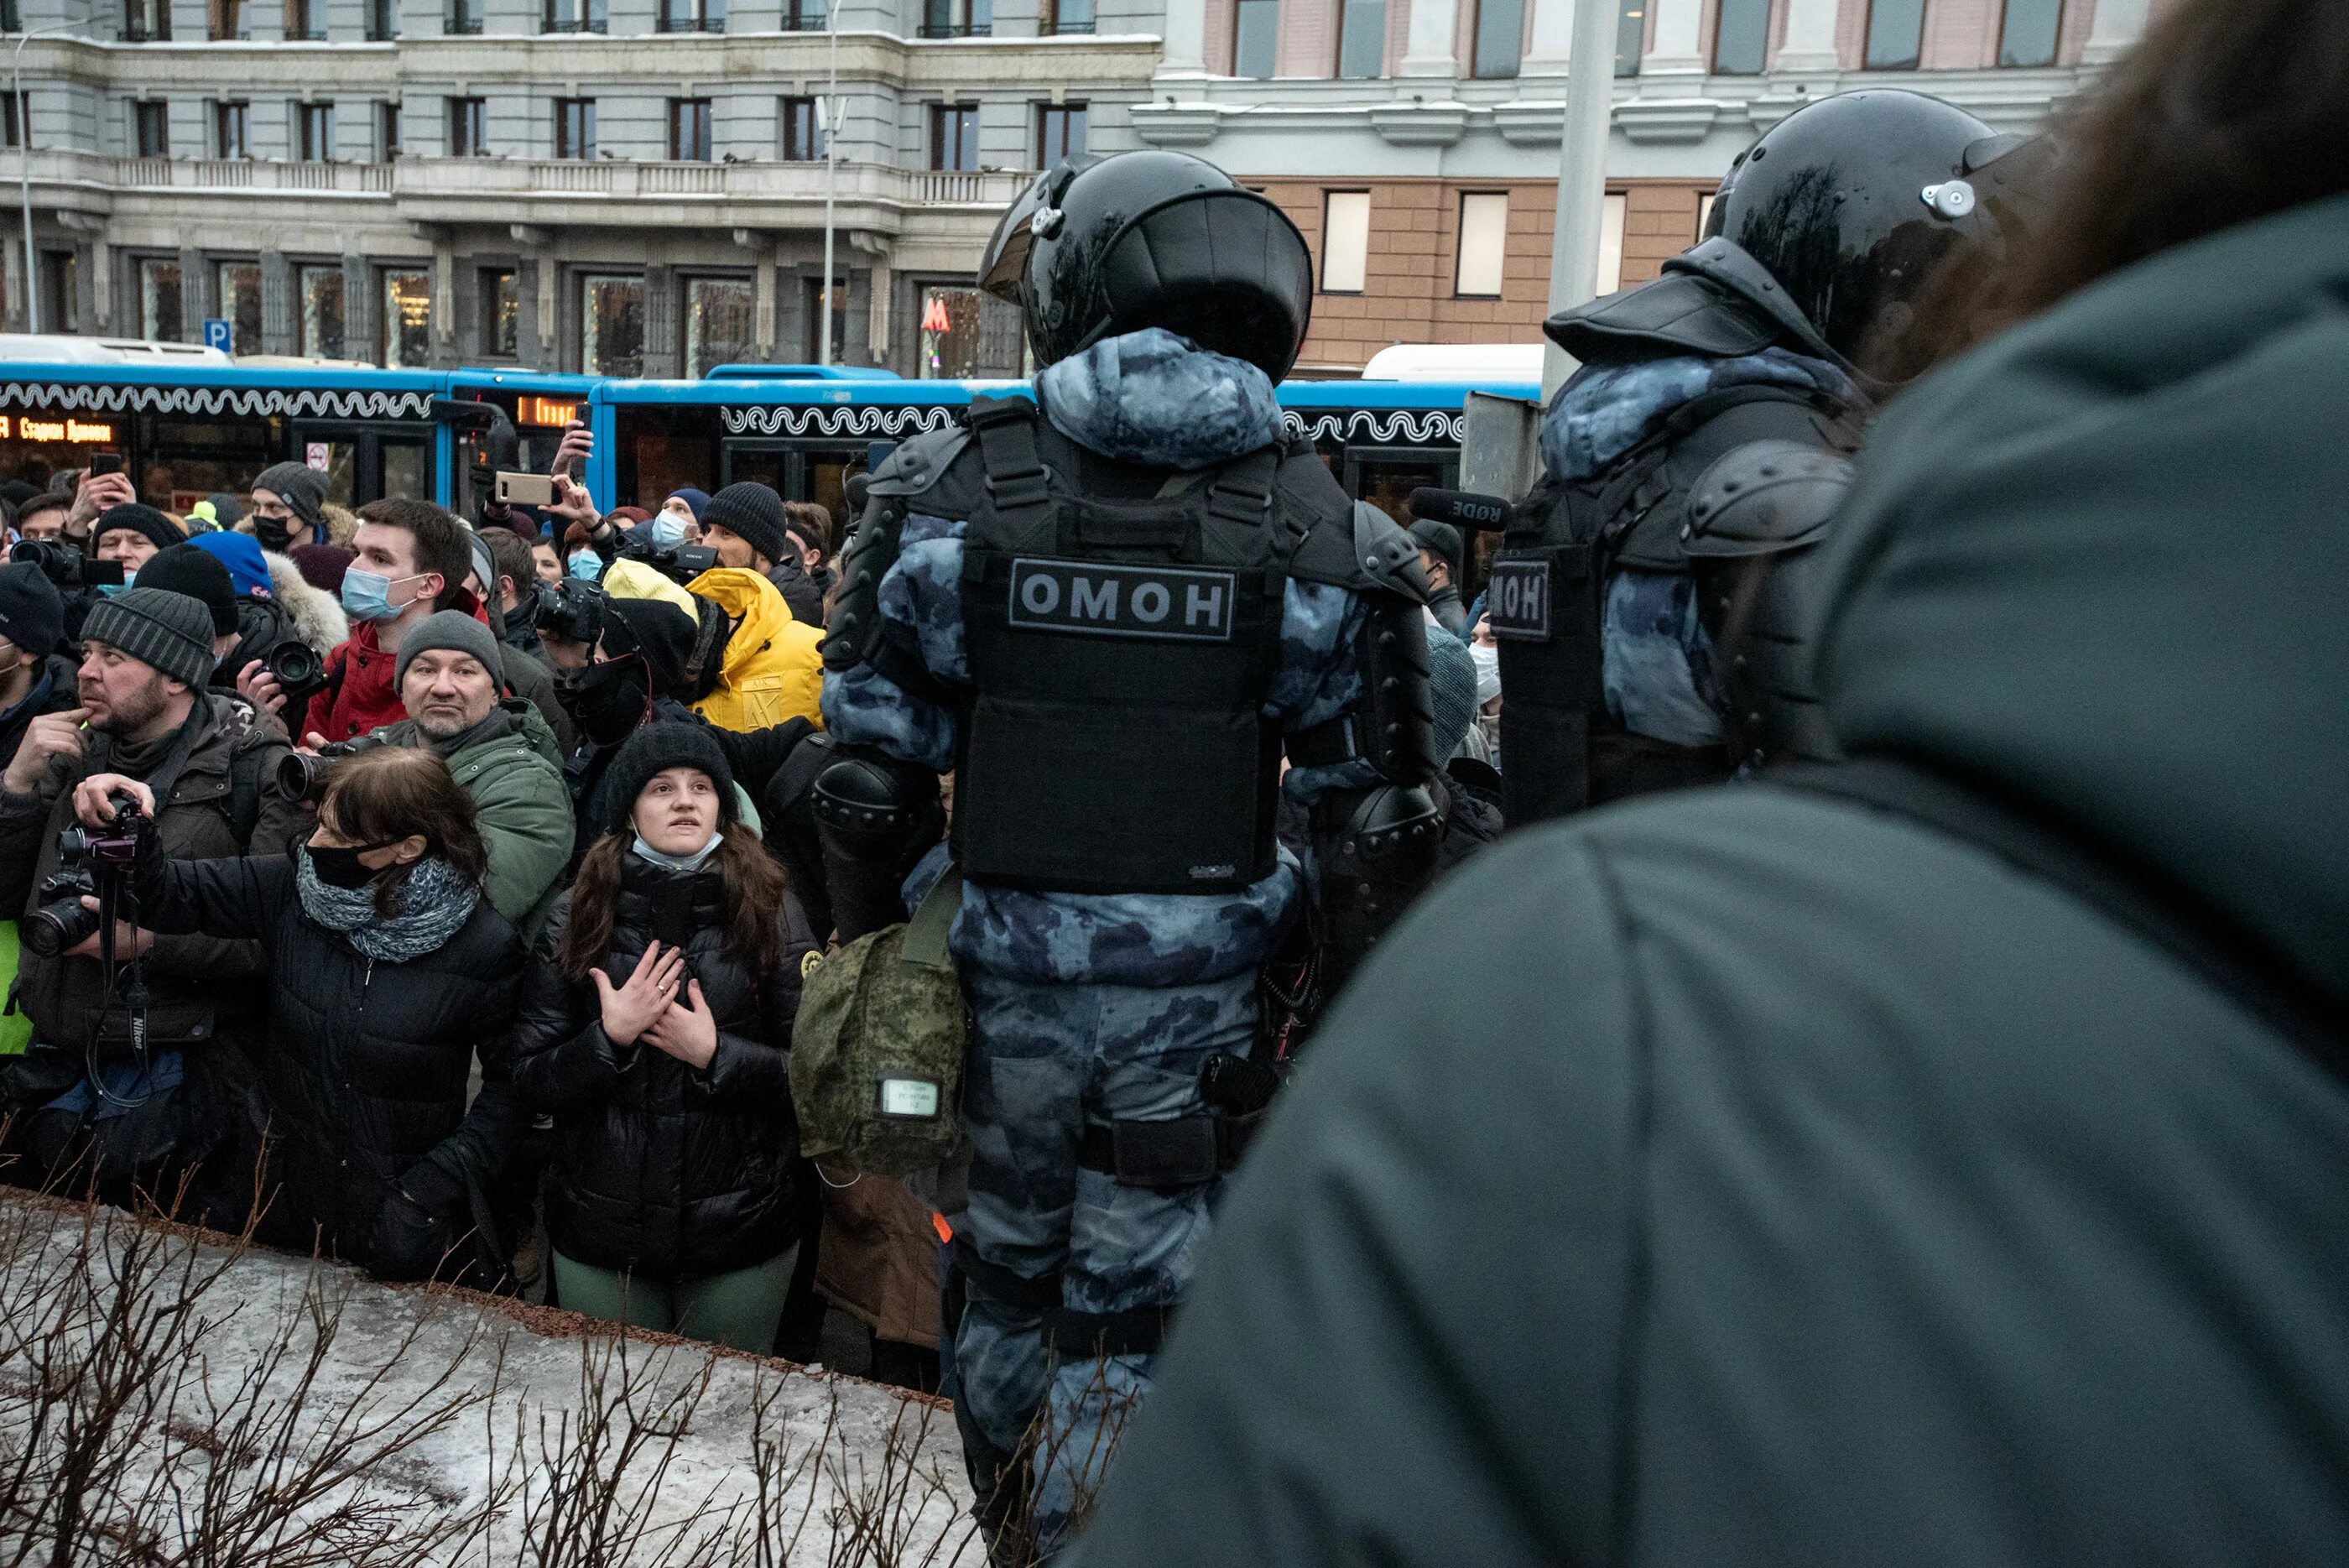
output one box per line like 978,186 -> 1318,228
814,148 -> 1442,1554
1493,89 -> 2035,825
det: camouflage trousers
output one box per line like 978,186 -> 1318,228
945,965 -> 1258,1553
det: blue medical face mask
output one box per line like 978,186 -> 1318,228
567,550 -> 604,582
98,570 -> 135,596
340,565 -> 424,624
645,511 -> 688,550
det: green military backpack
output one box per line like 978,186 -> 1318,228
789,870 -> 969,1180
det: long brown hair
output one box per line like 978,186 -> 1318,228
1999,0 -> 2349,320
318,746 -> 489,917
555,820 -> 792,981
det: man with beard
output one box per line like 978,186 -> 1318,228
0,587 -> 309,1215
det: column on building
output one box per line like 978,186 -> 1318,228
2083,0 -> 2152,64
176,247 -> 206,345
1775,0 -> 1842,72
1398,0 -> 1461,78
644,262 -> 680,379
260,253 -> 296,357
752,256 -> 777,362
430,234 -> 456,369
1156,0 -> 1208,77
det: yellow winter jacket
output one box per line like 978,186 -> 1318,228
683,565 -> 826,732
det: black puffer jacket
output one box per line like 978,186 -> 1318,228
512,851 -> 816,1279
132,850 -> 524,1284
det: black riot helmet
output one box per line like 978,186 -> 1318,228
977,149 -> 1314,381
1704,89 -> 2007,381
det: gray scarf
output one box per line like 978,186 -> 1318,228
295,852 -> 479,962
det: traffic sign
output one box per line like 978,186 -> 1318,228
202,318 -> 233,353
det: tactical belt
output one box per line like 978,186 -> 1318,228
950,1237 -> 1176,1356
1076,1113 -> 1259,1189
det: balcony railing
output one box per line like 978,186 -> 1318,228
39,150 -> 394,194
917,20 -> 989,35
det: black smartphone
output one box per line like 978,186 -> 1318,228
88,453 -> 123,477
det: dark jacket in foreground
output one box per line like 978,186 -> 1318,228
512,852 -> 817,1279
133,850 -> 524,1284
1069,196 -> 2349,1565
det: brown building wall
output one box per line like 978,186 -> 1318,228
1253,177 -> 1715,372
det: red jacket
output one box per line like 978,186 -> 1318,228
300,617 -> 405,743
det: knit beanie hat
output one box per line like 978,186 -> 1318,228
600,593 -> 699,698
465,529 -> 497,600
137,544 -> 240,638
91,503 -> 184,555
1426,623 -> 1479,762
250,461 -> 326,530
602,720 -> 738,837
394,608 -> 506,691
700,482 -> 789,567
206,492 -> 244,528
83,587 -> 218,690
190,529 -> 273,599
0,480 -> 35,509
289,543 -> 354,595
665,487 -> 711,524
0,562 -> 64,659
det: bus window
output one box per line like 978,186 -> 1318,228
383,438 -> 430,501
1343,447 -> 1453,527
138,412 -> 281,512
722,445 -> 788,498
631,435 -> 716,512
800,448 -> 857,537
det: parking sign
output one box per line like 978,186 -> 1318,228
202,318 -> 232,354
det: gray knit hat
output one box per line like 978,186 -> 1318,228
82,587 -> 218,690
1427,622 -> 1478,762
250,461 -> 326,530
394,608 -> 505,691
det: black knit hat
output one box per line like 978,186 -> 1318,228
137,544 -> 239,637
602,721 -> 738,836
599,594 -> 698,698
92,503 -> 184,556
700,482 -> 789,568
0,562 -> 63,659
82,587 -> 218,690
251,462 -> 326,529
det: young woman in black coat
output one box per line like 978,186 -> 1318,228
106,744 -> 523,1284
513,721 -> 815,1352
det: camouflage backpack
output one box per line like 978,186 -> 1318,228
789,870 -> 969,1180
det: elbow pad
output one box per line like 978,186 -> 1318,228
1311,781 -> 1443,991
811,745 -> 945,942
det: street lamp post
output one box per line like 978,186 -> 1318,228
819,0 -> 839,366
1541,0 -> 1622,399
10,23 -> 75,336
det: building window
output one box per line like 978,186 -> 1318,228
656,0 -> 725,30
133,101 -> 169,157
365,0 -> 397,39
450,96 -> 486,156
284,0 -> 323,39
1036,102 -> 1086,165
480,268 -> 518,357
1455,192 -> 1508,297
920,0 -> 990,39
684,277 -> 753,378
2,92 -> 16,149
1234,0 -> 1277,76
122,0 -> 170,41
381,268 -> 430,367
1598,190 -> 1627,294
296,102 -> 333,161
376,101 -> 401,160
784,0 -> 826,26
1041,0 -> 1091,34
929,103 -> 978,171
1614,0 -> 1644,75
779,96 -> 825,161
217,262 -> 263,354
209,0 -> 242,38
1336,0 -> 1385,79
544,0 -> 607,28
668,98 -> 713,161
139,257 -> 184,341
919,285 -> 995,378
1472,0 -> 1522,78
41,252 -> 76,335
1865,0 -> 1925,68
1998,0 -> 2062,65
555,97 -> 596,159
0,0 -> 16,31
299,263 -> 346,358
1320,190 -> 1370,293
581,273 -> 645,377
1712,0 -> 1767,71
215,101 -> 250,159
446,0 -> 482,33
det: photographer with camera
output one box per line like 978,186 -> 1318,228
0,586 -> 309,1212
13,491 -> 70,544
184,530 -> 352,710
60,467 -> 135,554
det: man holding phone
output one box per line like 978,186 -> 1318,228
61,461 -> 136,551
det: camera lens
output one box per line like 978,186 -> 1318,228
275,751 -> 324,801
265,640 -> 326,702
20,896 -> 102,959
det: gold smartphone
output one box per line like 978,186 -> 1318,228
495,471 -> 557,507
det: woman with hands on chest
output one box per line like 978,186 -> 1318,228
512,722 -> 818,1352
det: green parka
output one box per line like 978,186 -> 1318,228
1068,196 -> 2349,1565
373,700 -> 569,926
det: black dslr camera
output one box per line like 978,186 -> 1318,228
262,638 -> 328,705
10,539 -> 123,594
275,732 -> 390,804
612,533 -> 719,586
21,789 -> 148,958
532,576 -> 605,647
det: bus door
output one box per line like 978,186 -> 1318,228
722,440 -> 861,539
287,422 -> 434,509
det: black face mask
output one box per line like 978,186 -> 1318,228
307,841 -> 387,890
573,655 -> 650,748
253,516 -> 296,553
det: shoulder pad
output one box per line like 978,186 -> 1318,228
1348,502 -> 1432,601
1270,445 -> 1361,589
1682,440 -> 1852,559
864,426 -> 976,500
1544,268 -> 1779,365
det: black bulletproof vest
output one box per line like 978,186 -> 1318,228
952,398 -> 1305,897
1491,384 -> 1858,829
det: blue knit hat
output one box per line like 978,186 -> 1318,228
190,529 -> 273,599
